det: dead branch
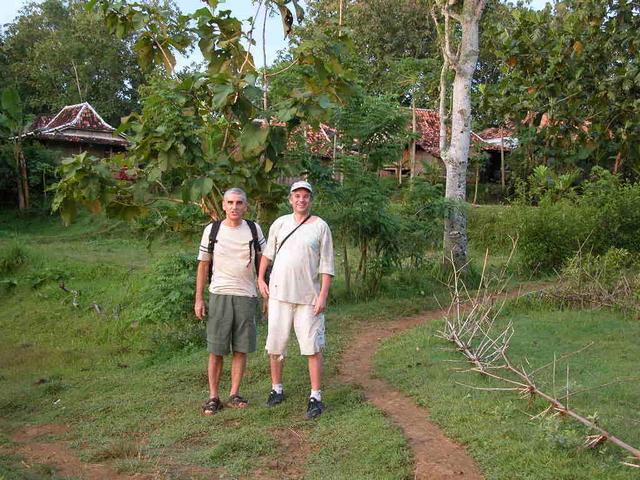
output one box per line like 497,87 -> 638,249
59,282 -> 80,308
439,254 -> 640,465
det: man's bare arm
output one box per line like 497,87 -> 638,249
314,273 -> 332,316
194,260 -> 210,320
257,255 -> 272,299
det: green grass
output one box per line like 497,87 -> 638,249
0,210 -> 418,479
3,207 -> 636,479
374,297 -> 640,480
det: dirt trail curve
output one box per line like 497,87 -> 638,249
338,284 -> 547,480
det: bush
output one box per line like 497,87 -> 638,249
149,318 -> 205,358
513,167 -> 640,272
551,248 -> 640,315
513,199 -> 598,272
136,252 -> 197,324
0,242 -> 28,275
467,205 -> 519,253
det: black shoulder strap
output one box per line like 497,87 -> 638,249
245,219 -> 262,272
207,220 -> 222,255
276,215 -> 311,256
245,220 -> 261,253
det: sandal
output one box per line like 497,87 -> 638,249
227,394 -> 248,408
202,397 -> 223,416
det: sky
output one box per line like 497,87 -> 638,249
1,0 -> 550,69
0,0 -> 293,69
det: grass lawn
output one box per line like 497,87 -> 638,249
3,208 -> 636,479
1,210 -> 440,479
374,296 -> 640,480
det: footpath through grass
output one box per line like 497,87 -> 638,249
374,296 -> 640,480
1,211 -> 448,479
4,209 -> 636,479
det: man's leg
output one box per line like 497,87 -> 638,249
204,294 -> 232,414
208,353 -> 224,399
293,305 -> 326,418
229,351 -> 247,396
265,298 -> 292,406
307,352 -> 323,391
270,354 -> 285,385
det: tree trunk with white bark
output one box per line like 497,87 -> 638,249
433,0 -> 485,269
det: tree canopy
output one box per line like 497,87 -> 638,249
0,0 -> 145,124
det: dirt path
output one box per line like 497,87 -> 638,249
6,423 -> 225,480
338,285 -> 546,480
8,424 -> 152,480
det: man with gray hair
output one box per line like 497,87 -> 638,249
194,187 -> 266,415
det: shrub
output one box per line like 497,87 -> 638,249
149,318 -> 205,358
552,248 -> 640,315
513,198 -> 598,272
513,167 -> 640,272
136,252 -> 197,324
0,242 -> 28,275
467,205 -> 519,253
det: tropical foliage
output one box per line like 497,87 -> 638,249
48,0 -> 355,226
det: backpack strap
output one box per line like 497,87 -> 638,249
206,220 -> 222,282
207,220 -> 223,255
245,219 -> 262,272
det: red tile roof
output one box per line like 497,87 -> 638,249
30,115 -> 53,130
304,123 -> 337,157
473,126 -> 517,151
414,109 -> 441,157
414,110 -> 518,155
24,102 -> 128,148
42,102 -> 115,132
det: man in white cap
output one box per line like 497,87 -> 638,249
258,180 -> 334,419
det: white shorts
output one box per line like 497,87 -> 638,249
265,298 -> 325,356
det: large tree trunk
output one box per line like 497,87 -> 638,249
435,0 -> 485,269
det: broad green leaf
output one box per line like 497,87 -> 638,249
181,182 -> 191,204
147,167 -> 162,182
240,121 -> 269,158
212,84 -> 235,108
85,199 -> 102,214
85,0 -> 98,11
190,177 -> 214,200
106,203 -> 147,221
60,198 -> 77,226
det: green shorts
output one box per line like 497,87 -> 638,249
207,294 -> 257,356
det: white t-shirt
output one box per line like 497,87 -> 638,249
263,214 -> 334,305
197,220 -> 266,297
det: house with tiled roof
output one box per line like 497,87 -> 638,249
388,109 -> 518,182
24,102 -> 129,156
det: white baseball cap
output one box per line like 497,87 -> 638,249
290,180 -> 313,193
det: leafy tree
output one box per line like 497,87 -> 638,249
51,0 -> 355,227
314,156 -> 401,297
0,0 -> 146,124
298,0 -> 440,107
485,0 -> 640,180
332,94 -> 411,172
0,88 -> 31,209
